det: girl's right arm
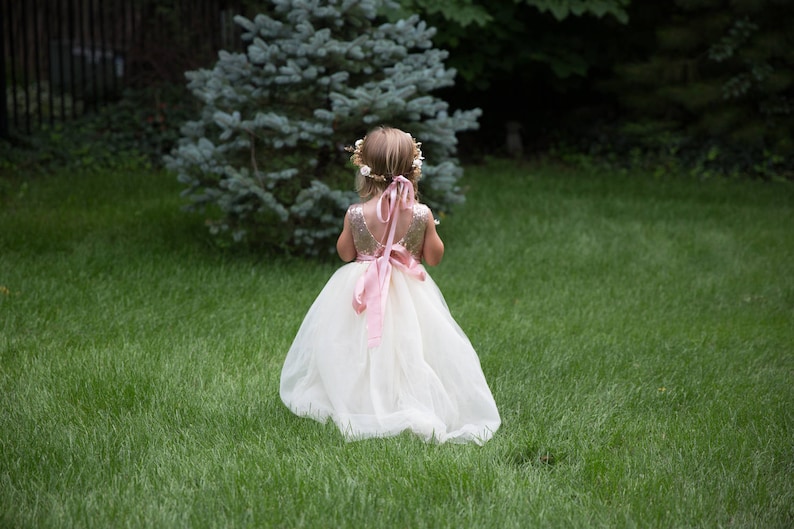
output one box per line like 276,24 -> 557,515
422,208 -> 444,266
336,210 -> 357,262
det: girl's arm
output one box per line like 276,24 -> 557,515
422,208 -> 444,266
336,210 -> 357,262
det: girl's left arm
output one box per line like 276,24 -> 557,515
421,207 -> 444,266
336,211 -> 357,262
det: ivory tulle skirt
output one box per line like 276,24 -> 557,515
280,262 -> 500,444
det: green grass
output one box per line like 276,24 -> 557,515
1,159 -> 792,528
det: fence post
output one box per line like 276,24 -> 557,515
0,2 -> 8,139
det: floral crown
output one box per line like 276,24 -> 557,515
346,133 -> 424,183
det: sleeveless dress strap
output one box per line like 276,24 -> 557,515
352,176 -> 426,348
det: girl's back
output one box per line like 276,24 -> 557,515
360,198 -> 417,244
350,200 -> 429,261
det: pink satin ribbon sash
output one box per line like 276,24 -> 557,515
351,176 -> 426,348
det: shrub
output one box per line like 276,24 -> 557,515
164,0 -> 480,256
0,83 -> 196,177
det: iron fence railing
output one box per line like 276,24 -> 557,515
1,0 -> 244,138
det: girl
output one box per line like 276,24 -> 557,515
280,127 -> 500,444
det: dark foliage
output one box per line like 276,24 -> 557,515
1,84 -> 196,177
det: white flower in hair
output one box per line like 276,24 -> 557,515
360,165 -> 371,177
355,139 -> 364,149
413,147 -> 424,169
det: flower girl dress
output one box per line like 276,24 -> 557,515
280,177 -> 500,444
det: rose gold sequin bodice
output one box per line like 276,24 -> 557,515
349,203 -> 428,261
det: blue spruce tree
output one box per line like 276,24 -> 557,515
165,0 -> 480,255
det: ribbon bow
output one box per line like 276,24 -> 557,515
352,176 -> 426,348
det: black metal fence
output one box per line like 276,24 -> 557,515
1,0 -> 244,138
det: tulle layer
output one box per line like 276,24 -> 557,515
280,262 -> 500,444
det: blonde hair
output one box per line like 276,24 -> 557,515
349,127 -> 422,200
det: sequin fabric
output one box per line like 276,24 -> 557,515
349,203 -> 428,261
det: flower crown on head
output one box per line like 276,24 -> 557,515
346,133 -> 424,183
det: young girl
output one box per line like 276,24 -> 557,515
280,127 -> 500,444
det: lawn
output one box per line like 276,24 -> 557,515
1,159 -> 792,528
